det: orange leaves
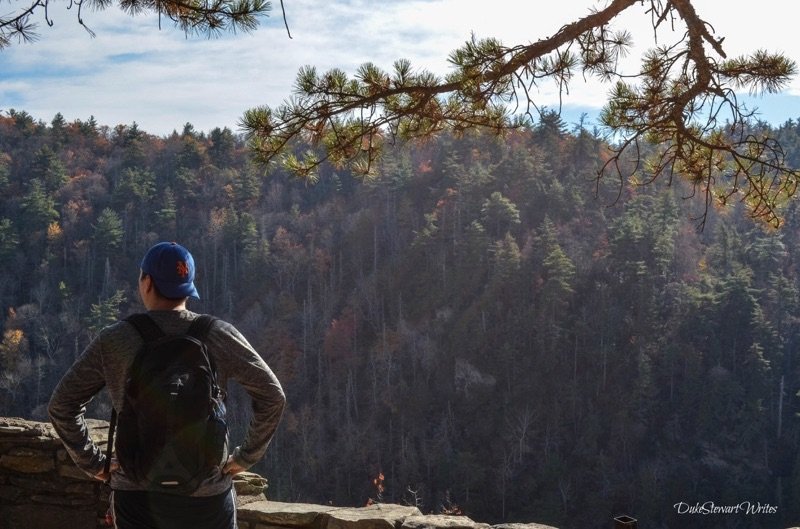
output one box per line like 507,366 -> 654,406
372,472 -> 385,493
366,471 -> 385,506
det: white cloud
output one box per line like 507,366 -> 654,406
2,0 -> 799,135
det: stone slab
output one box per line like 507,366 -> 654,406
324,503 -> 423,529
0,417 -> 55,439
237,500 -> 339,527
402,514 -> 491,529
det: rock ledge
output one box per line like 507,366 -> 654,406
0,417 -> 559,529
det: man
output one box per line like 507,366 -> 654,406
49,241 -> 286,529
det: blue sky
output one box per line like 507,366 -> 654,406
2,0 -> 800,136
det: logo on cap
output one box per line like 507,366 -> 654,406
176,261 -> 190,278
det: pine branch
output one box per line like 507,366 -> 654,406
241,0 -> 798,227
0,0 -> 273,48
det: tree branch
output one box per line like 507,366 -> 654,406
0,0 -> 271,48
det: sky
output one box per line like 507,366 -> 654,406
2,0 -> 800,136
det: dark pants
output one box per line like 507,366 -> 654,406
111,488 -> 237,529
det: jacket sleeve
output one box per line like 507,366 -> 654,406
211,320 -> 286,468
48,336 -> 108,477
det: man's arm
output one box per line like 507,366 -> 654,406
48,337 -> 109,478
212,320 -> 286,470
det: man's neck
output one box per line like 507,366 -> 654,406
146,299 -> 187,311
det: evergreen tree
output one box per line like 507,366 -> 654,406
20,179 -> 58,232
30,145 -> 67,192
0,218 -> 18,262
85,290 -> 126,338
0,113 -> 797,528
209,127 -> 236,167
480,192 -> 521,240
93,208 -> 124,256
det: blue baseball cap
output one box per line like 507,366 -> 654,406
140,242 -> 200,300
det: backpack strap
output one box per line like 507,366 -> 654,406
187,314 -> 222,395
125,313 -> 166,343
124,312 -> 221,387
187,314 -> 217,341
107,313 -> 164,476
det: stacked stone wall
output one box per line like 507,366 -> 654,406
0,417 -> 106,529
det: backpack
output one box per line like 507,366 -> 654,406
106,313 -> 228,494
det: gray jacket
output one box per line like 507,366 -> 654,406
48,309 -> 286,496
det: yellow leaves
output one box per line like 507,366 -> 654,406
3,329 -> 24,350
0,328 -> 29,371
46,221 -> 63,244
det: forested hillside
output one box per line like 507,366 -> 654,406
2,109 -> 800,529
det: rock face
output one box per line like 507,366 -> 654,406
0,417 -> 560,529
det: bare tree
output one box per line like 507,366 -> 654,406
240,0 -> 797,227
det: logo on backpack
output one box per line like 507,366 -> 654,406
110,314 -> 228,494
